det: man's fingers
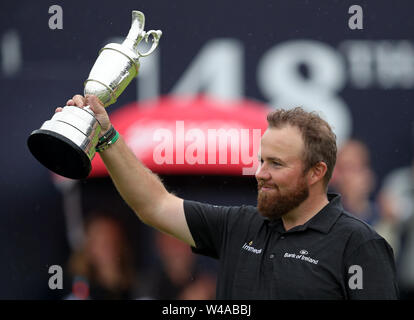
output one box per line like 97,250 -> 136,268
66,99 -> 75,106
72,94 -> 86,108
55,107 -> 63,113
85,95 -> 104,114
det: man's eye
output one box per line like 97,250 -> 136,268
272,162 -> 281,167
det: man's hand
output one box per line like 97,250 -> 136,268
55,94 -> 112,135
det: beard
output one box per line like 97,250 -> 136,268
257,177 -> 309,220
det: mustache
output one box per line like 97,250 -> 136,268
257,180 -> 278,190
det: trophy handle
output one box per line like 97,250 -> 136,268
137,30 -> 162,57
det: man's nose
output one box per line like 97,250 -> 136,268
255,162 -> 271,181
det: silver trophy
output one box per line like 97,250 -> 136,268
27,11 -> 162,179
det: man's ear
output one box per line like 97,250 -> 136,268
309,162 -> 328,185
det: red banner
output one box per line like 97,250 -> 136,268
89,95 -> 271,177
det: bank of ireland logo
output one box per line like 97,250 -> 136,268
283,249 -> 319,265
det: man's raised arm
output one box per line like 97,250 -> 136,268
57,94 -> 195,247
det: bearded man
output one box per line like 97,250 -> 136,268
58,94 -> 399,299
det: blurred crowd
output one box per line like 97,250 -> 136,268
63,212 -> 216,300
61,137 -> 414,300
330,138 -> 414,299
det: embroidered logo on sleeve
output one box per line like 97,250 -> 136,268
283,249 -> 319,265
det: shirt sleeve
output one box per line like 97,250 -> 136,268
344,238 -> 399,299
183,200 -> 249,259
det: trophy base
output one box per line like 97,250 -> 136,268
27,129 -> 92,179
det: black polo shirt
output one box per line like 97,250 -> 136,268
184,193 -> 399,299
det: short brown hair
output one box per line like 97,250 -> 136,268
266,107 -> 337,187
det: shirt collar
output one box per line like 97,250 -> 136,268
266,193 -> 343,234
299,193 -> 343,234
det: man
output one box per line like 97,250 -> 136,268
57,94 -> 399,299
330,139 -> 380,225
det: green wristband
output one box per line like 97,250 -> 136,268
108,130 -> 120,146
96,129 -> 120,152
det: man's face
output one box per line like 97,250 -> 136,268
334,141 -> 373,197
256,125 -> 310,220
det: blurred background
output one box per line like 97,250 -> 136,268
1,0 -> 414,299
